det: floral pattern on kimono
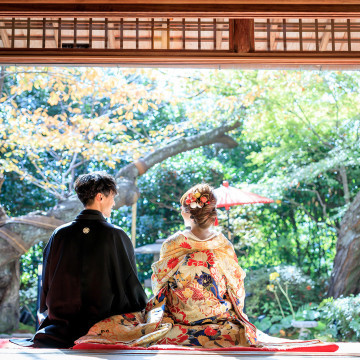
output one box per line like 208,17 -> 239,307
75,231 -> 321,349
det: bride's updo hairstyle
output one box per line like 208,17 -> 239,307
180,183 -> 217,229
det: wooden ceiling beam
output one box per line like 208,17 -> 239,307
2,5 -> 360,18
2,49 -> 360,66
4,1 -> 360,3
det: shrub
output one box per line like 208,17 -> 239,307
244,265 -> 327,337
318,294 -> 360,341
245,265 -> 323,321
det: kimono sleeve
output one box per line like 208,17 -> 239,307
39,232 -> 55,314
118,229 -> 139,276
151,233 -> 185,295
115,229 -> 148,311
216,240 -> 257,345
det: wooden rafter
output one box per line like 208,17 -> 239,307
161,18 -> 168,49
319,21 -> 331,51
269,18 -> 278,51
3,4 -> 360,18
215,17 -> 224,50
0,21 -> 10,47
50,17 -> 59,48
108,19 -> 117,49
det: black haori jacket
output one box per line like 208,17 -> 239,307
32,209 -> 147,348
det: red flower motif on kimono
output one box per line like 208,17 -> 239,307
191,287 -> 204,301
188,256 -> 202,267
169,304 -> 188,323
158,286 -> 167,298
124,313 -> 135,319
188,250 -> 215,267
167,257 -> 179,269
158,326 -> 189,345
178,334 -> 189,343
223,334 -> 233,341
180,242 -> 191,249
210,267 -> 222,283
204,327 -> 218,336
176,326 -> 189,342
204,250 -> 215,265
234,268 -> 242,279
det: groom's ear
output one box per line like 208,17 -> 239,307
95,193 -> 103,202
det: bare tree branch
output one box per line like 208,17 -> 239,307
291,187 -> 328,220
117,121 -> 240,181
290,102 -> 333,149
339,166 -> 351,205
285,197 -> 318,223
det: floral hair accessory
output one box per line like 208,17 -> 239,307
185,191 -> 210,209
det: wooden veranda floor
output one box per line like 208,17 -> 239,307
0,343 -> 359,360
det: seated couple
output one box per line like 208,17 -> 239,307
18,172 -> 321,349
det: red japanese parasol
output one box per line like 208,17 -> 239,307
214,181 -> 274,240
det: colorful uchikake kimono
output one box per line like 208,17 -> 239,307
75,231 -> 321,348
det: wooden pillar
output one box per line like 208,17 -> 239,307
131,179 -> 138,248
229,19 -> 254,53
131,200 -> 137,248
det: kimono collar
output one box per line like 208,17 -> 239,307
180,229 -> 220,242
75,209 -> 107,222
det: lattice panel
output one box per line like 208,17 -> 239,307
1,17 -> 360,53
254,18 -> 359,52
0,17 -> 230,50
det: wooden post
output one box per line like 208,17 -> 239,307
229,18 -> 254,53
131,179 -> 137,248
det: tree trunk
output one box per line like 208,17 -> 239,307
0,261 -> 20,333
328,191 -> 360,298
0,122 -> 241,332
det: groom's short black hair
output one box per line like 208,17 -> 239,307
74,172 -> 117,206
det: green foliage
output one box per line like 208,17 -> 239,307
247,266 -> 360,341
0,172 -> 57,216
246,265 -> 323,324
17,322 -> 36,333
318,295 -> 360,341
19,243 -> 45,323
2,67 -> 360,340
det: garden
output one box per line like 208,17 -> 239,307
0,67 -> 359,341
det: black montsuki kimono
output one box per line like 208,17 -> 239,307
30,209 -> 147,348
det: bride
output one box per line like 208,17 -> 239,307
75,184 -> 321,348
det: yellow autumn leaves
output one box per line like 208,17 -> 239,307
0,67 -> 169,197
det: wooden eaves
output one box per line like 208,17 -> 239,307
1,1 -> 360,68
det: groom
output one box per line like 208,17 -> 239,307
21,172 -> 147,348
